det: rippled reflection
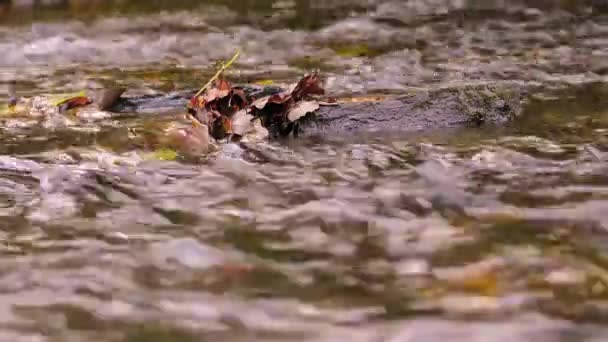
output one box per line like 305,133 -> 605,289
0,111 -> 606,340
0,0 -> 607,341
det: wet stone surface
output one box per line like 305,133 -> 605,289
0,0 -> 607,341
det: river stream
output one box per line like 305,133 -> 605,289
0,1 -> 608,341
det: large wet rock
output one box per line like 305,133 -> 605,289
108,81 -> 526,138
297,82 -> 525,136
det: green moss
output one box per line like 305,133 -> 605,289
152,148 -> 178,161
332,43 -> 376,58
288,56 -> 337,72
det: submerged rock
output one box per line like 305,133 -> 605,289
2,80 -> 530,156
108,81 -> 528,139
296,82 -> 526,136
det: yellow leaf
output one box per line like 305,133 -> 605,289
255,79 -> 274,86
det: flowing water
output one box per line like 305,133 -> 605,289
1,1 -> 608,341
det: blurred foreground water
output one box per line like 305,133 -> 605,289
0,1 -> 607,341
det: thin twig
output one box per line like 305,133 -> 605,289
194,50 -> 241,98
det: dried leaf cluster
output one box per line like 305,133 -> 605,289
4,49 -> 335,157
186,73 -> 327,141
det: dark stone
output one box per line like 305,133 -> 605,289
108,82 -> 526,137
296,82 -> 525,136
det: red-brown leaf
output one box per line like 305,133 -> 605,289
203,88 -> 230,103
57,96 -> 92,110
216,78 -> 232,91
291,73 -> 325,102
267,92 -> 293,105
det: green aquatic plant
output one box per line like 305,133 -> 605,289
152,148 -> 178,161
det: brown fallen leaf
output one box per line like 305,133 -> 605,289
203,87 -> 230,103
187,72 -> 327,140
187,76 -> 255,140
287,100 -> 319,122
56,95 -> 92,113
216,78 -> 232,91
241,118 -> 269,142
267,91 -> 293,105
220,116 -> 233,135
290,73 -> 324,102
231,109 -> 254,136
250,96 -> 271,109
245,74 -> 327,137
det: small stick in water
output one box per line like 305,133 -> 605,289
194,50 -> 240,98
8,80 -> 17,111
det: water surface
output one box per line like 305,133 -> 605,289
0,1 -> 608,341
